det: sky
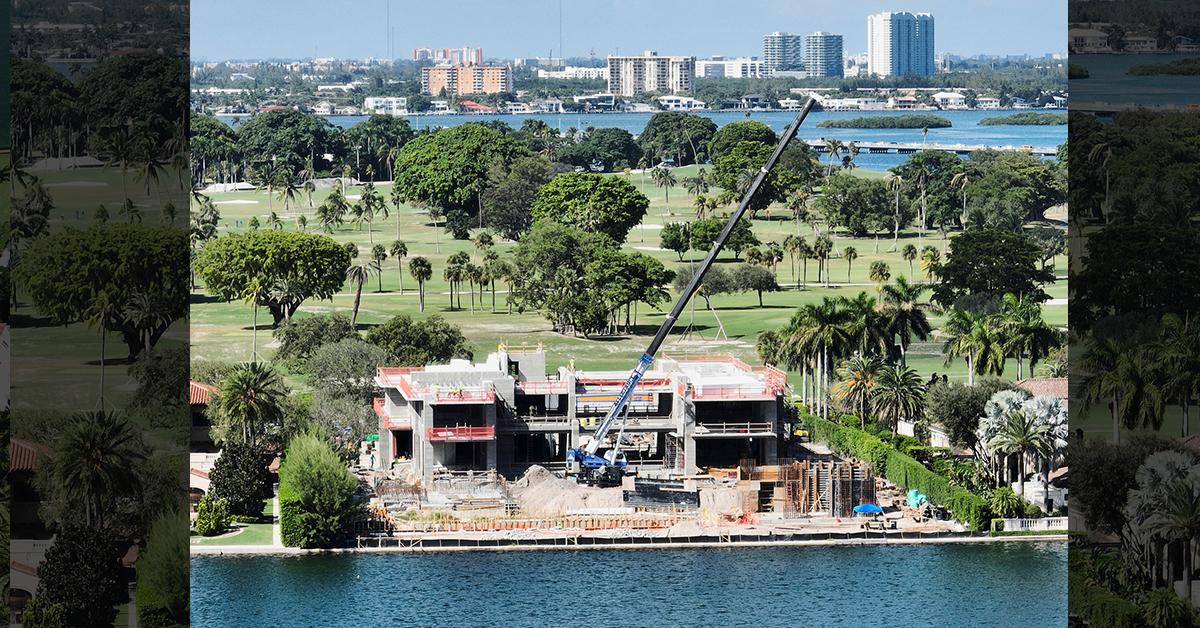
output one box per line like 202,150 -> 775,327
190,0 -> 1066,62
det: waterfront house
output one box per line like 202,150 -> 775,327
657,95 -> 706,111
932,91 -> 967,109
373,347 -> 788,483
975,97 -> 1001,109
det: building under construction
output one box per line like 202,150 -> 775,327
372,346 -> 790,484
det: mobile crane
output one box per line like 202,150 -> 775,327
566,98 -> 816,486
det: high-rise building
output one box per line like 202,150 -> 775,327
803,32 -> 844,78
606,51 -> 695,97
412,46 -> 484,66
421,64 -> 512,96
866,12 -> 935,77
762,32 -> 803,73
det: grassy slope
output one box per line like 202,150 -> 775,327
189,164 -> 1067,389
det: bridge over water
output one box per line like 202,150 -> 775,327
806,139 -> 1058,157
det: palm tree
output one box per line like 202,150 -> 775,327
902,244 -> 918,277
296,215 -> 308,232
841,292 -> 890,357
120,198 -> 142,224
45,411 -> 146,529
999,292 -> 1064,380
868,261 -> 891,295
279,177 -> 302,213
886,174 -> 905,244
788,298 -> 852,419
872,363 -> 926,436
1142,480 -> 1200,600
824,138 -> 844,176
834,354 -> 881,428
390,240 -> 408,293
390,182 -> 406,240
212,362 -> 286,447
684,175 -> 708,197
915,166 -> 930,245
371,245 -> 388,293
950,172 -> 971,230
653,167 -> 677,215
428,205 -> 445,253
444,257 -> 465,310
268,211 -> 283,230
943,308 -> 999,386
844,142 -> 860,169
987,408 -> 1053,498
796,239 -> 814,287
304,179 -> 316,209
409,256 -> 432,312
813,235 -> 833,286
843,246 -> 858,283
881,276 -> 933,367
919,246 -> 941,282
693,194 -> 710,219
788,189 -> 811,236
346,261 -> 374,325
1088,143 -> 1113,222
1160,313 -> 1200,436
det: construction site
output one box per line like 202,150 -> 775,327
359,346 -> 964,547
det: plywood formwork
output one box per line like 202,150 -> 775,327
775,459 -> 874,517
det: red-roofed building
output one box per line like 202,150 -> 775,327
459,100 -> 496,112
191,380 -> 219,453
1016,378 -> 1068,403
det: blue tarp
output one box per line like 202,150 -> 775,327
853,503 -> 884,514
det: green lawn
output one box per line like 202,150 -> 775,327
191,498 -> 275,546
189,164 -> 1068,389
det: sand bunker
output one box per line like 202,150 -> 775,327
509,465 -> 623,516
214,200 -> 260,205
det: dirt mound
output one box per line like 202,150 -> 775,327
510,465 -> 624,515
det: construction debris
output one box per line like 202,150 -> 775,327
508,465 -> 623,515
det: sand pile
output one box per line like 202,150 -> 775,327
699,487 -> 751,525
509,465 -> 624,515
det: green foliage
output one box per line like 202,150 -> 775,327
989,487 -> 1023,518
707,120 -> 778,159
689,216 -> 759,258
272,313 -> 359,365
306,338 -> 390,402
1067,434 -> 1183,535
712,140 -> 803,214
924,377 -> 1015,452
1128,57 -> 1200,75
35,526 -> 128,627
732,264 -> 780,307
393,122 -> 531,213
807,413 -> 992,530
815,174 -> 897,237
444,208 -> 472,240
78,53 -> 187,148
127,345 -> 190,409
932,229 -> 1053,307
195,230 -> 352,326
277,428 -> 361,548
236,108 -> 346,175
343,114 -> 415,176
208,441 -> 274,518
531,172 -> 649,243
978,112 -> 1067,126
1141,587 -> 1193,628
211,362 -> 289,448
136,510 -> 189,627
660,222 -> 690,260
638,112 -> 719,165
364,314 -> 472,365
1068,567 -> 1141,628
480,155 -> 556,240
19,598 -> 66,628
194,494 -> 231,536
15,224 -> 188,358
963,150 -> 1065,224
889,150 -> 964,231
557,127 -> 642,171
817,114 -> 952,129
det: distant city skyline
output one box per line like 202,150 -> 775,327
190,1 -> 1065,62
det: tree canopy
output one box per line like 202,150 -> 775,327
707,120 -> 778,160
712,140 -> 804,214
932,228 -> 1054,307
343,114 -> 415,178
480,155 -> 557,240
235,108 -> 346,175
815,174 -> 899,237
364,314 -> 473,365
194,230 -> 351,326
393,122 -> 531,214
638,112 -> 718,166
16,224 -> 189,358
557,127 -> 642,172
530,172 -> 649,243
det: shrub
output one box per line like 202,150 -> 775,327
277,428 -> 361,548
136,510 -> 189,627
1142,588 -> 1193,628
990,487 -> 1023,518
208,441 -> 274,517
1068,568 -> 1141,628
272,313 -> 358,364
194,494 -> 231,536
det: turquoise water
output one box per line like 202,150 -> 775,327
191,542 -> 1067,627
1072,53 -> 1200,106
217,109 -> 1064,171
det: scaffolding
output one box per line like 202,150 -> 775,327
777,459 -> 874,517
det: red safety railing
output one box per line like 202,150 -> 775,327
426,426 -> 496,441
427,386 -> 496,404
693,385 -> 779,400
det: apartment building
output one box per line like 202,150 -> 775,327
413,46 -> 484,65
421,64 -> 513,96
373,348 -> 788,483
804,32 -> 844,78
867,11 -> 936,77
762,32 -> 803,73
607,51 -> 695,97
537,66 -> 610,80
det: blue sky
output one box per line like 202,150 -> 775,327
191,0 -> 1066,61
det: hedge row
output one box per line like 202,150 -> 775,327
1068,569 -> 1140,628
806,413 -> 992,530
278,481 -> 306,548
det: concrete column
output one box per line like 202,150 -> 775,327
419,404 -> 436,485
485,402 -> 498,473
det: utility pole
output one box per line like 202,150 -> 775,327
558,0 -> 564,68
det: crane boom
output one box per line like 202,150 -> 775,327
572,98 -> 816,468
